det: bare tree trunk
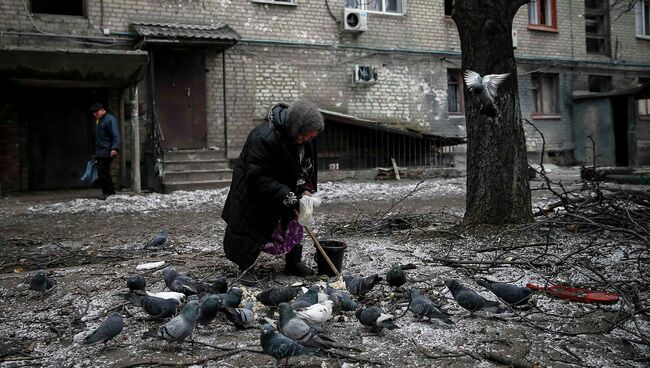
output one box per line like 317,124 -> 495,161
453,0 -> 533,225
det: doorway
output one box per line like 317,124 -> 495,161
612,96 -> 629,166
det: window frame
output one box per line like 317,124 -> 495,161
639,78 -> 650,118
585,0 -> 611,55
527,0 -> 558,32
251,0 -> 298,6
636,0 -> 650,38
345,0 -> 406,16
531,73 -> 561,119
447,69 -> 464,115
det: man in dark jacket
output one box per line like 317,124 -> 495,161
90,103 -> 121,200
221,99 -> 324,283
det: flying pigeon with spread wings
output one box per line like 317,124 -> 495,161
463,70 -> 510,118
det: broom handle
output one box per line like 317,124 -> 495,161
294,210 -> 340,277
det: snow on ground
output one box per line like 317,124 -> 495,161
21,178 -> 466,215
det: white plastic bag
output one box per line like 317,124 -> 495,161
297,195 -> 322,227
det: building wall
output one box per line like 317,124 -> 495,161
2,0 -> 650,170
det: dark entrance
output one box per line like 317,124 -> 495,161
23,88 -> 105,190
153,49 -> 207,149
612,96 -> 629,166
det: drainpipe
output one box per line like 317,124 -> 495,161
119,88 -> 127,187
130,85 -> 141,193
222,48 -> 228,159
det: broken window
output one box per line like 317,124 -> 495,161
345,0 -> 404,14
532,73 -> 559,116
528,0 -> 557,29
31,0 -> 84,16
639,78 -> 650,117
636,0 -> 650,36
444,0 -> 454,16
585,0 -> 611,55
447,69 -> 464,114
588,75 -> 613,93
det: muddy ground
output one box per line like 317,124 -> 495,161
0,169 -> 648,367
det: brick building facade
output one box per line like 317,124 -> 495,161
1,0 -> 649,193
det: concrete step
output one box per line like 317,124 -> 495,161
165,169 -> 232,183
165,149 -> 225,162
165,159 -> 229,172
164,179 -> 231,193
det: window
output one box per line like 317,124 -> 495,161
444,0 -> 454,16
639,78 -> 650,117
31,0 -> 84,16
528,0 -> 557,30
532,73 -> 559,116
588,75 -> 612,92
447,69 -> 464,114
636,0 -> 650,37
345,0 -> 404,14
585,0 -> 610,55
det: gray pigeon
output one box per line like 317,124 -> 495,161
125,291 -> 179,319
476,278 -> 532,306
463,70 -> 510,117
355,306 -> 399,332
326,287 -> 357,311
445,279 -> 503,314
29,271 -> 56,293
142,300 -> 199,343
163,268 -> 213,295
196,288 -> 242,325
83,312 -> 124,345
408,288 -> 453,325
260,323 -> 323,365
223,302 -> 255,329
386,264 -> 406,287
291,286 -> 320,309
343,274 -> 382,297
144,228 -> 168,249
256,286 -> 301,306
126,274 -> 146,292
278,303 -> 335,349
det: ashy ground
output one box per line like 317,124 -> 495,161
0,167 -> 648,367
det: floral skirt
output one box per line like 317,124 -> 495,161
262,219 -> 304,256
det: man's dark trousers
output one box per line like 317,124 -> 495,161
96,157 -> 115,195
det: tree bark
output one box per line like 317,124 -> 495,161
452,0 -> 533,225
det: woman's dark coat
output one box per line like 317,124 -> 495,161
221,104 -> 317,268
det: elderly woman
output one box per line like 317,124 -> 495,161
221,99 -> 324,284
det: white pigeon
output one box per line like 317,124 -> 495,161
145,290 -> 186,303
295,300 -> 334,325
463,70 -> 510,117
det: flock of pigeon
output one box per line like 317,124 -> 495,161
28,259 -> 534,365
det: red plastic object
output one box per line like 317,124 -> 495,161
526,283 -> 619,305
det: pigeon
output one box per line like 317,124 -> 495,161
144,228 -> 168,249
408,288 -> 453,325
145,290 -> 186,302
278,303 -> 335,349
142,300 -> 199,343
256,287 -> 301,306
83,312 -> 124,345
295,300 -> 334,326
325,287 -> 358,312
355,306 -> 399,332
210,276 -> 229,294
463,69 -> 510,117
163,268 -> 219,295
125,291 -> 180,319
260,323 -> 323,365
29,271 -> 56,293
445,279 -> 503,314
223,302 -> 255,329
126,274 -> 146,292
292,286 -> 320,309
196,288 -> 243,325
343,274 -> 382,297
386,264 -> 406,287
476,278 -> 532,306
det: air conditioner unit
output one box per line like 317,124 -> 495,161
343,9 -> 368,32
353,65 -> 378,85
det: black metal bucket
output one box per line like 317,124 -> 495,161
314,240 -> 347,276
